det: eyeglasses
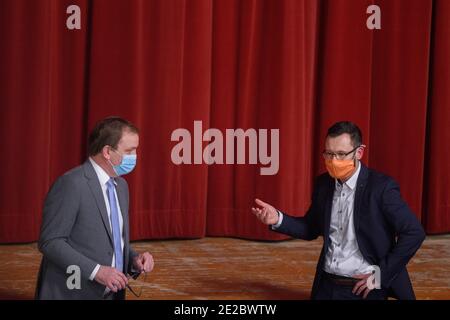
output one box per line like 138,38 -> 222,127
322,145 -> 360,160
126,271 -> 147,298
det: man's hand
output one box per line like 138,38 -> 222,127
94,266 -> 128,292
133,252 -> 154,273
252,198 -> 279,225
352,273 -> 374,299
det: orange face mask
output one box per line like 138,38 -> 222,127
325,158 -> 356,180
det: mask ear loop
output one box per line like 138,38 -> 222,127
106,146 -> 122,172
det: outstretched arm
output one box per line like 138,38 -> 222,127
252,194 -> 320,241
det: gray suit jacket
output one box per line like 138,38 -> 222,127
35,160 -> 138,299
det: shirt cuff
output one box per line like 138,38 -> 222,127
366,265 -> 381,289
89,264 -> 101,281
271,211 -> 283,229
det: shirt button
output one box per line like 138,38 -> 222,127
338,210 -> 342,213
333,259 -> 336,262
342,193 -> 345,197
340,227 -> 343,230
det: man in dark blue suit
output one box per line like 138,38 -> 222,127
252,121 -> 425,300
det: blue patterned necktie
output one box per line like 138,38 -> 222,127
106,178 -> 123,272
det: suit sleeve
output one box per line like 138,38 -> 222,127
38,175 -> 98,281
271,181 -> 321,241
128,248 -> 139,272
378,179 -> 426,289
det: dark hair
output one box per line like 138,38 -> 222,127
326,121 -> 362,147
88,116 -> 139,156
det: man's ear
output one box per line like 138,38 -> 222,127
102,145 -> 112,160
356,144 -> 366,160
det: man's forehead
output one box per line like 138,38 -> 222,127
118,132 -> 139,147
325,134 -> 353,149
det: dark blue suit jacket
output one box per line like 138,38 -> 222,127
272,163 -> 426,300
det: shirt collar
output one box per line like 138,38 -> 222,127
89,157 -> 116,186
335,160 -> 361,191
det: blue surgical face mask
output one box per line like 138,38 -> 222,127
109,149 -> 137,176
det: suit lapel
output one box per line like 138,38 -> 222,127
83,161 -> 114,246
116,180 -> 129,240
116,181 -> 128,221
116,178 -> 130,270
353,163 -> 369,233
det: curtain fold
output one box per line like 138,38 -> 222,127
423,0 -> 450,234
0,0 -> 448,243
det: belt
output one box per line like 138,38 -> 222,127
323,272 -> 360,287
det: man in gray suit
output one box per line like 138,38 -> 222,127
36,117 -> 154,300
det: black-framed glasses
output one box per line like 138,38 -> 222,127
322,145 -> 360,160
126,271 -> 147,298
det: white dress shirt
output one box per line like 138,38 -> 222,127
322,161 -> 376,277
88,158 -> 125,282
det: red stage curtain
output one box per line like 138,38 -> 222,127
0,0 -> 448,243
423,0 -> 450,233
